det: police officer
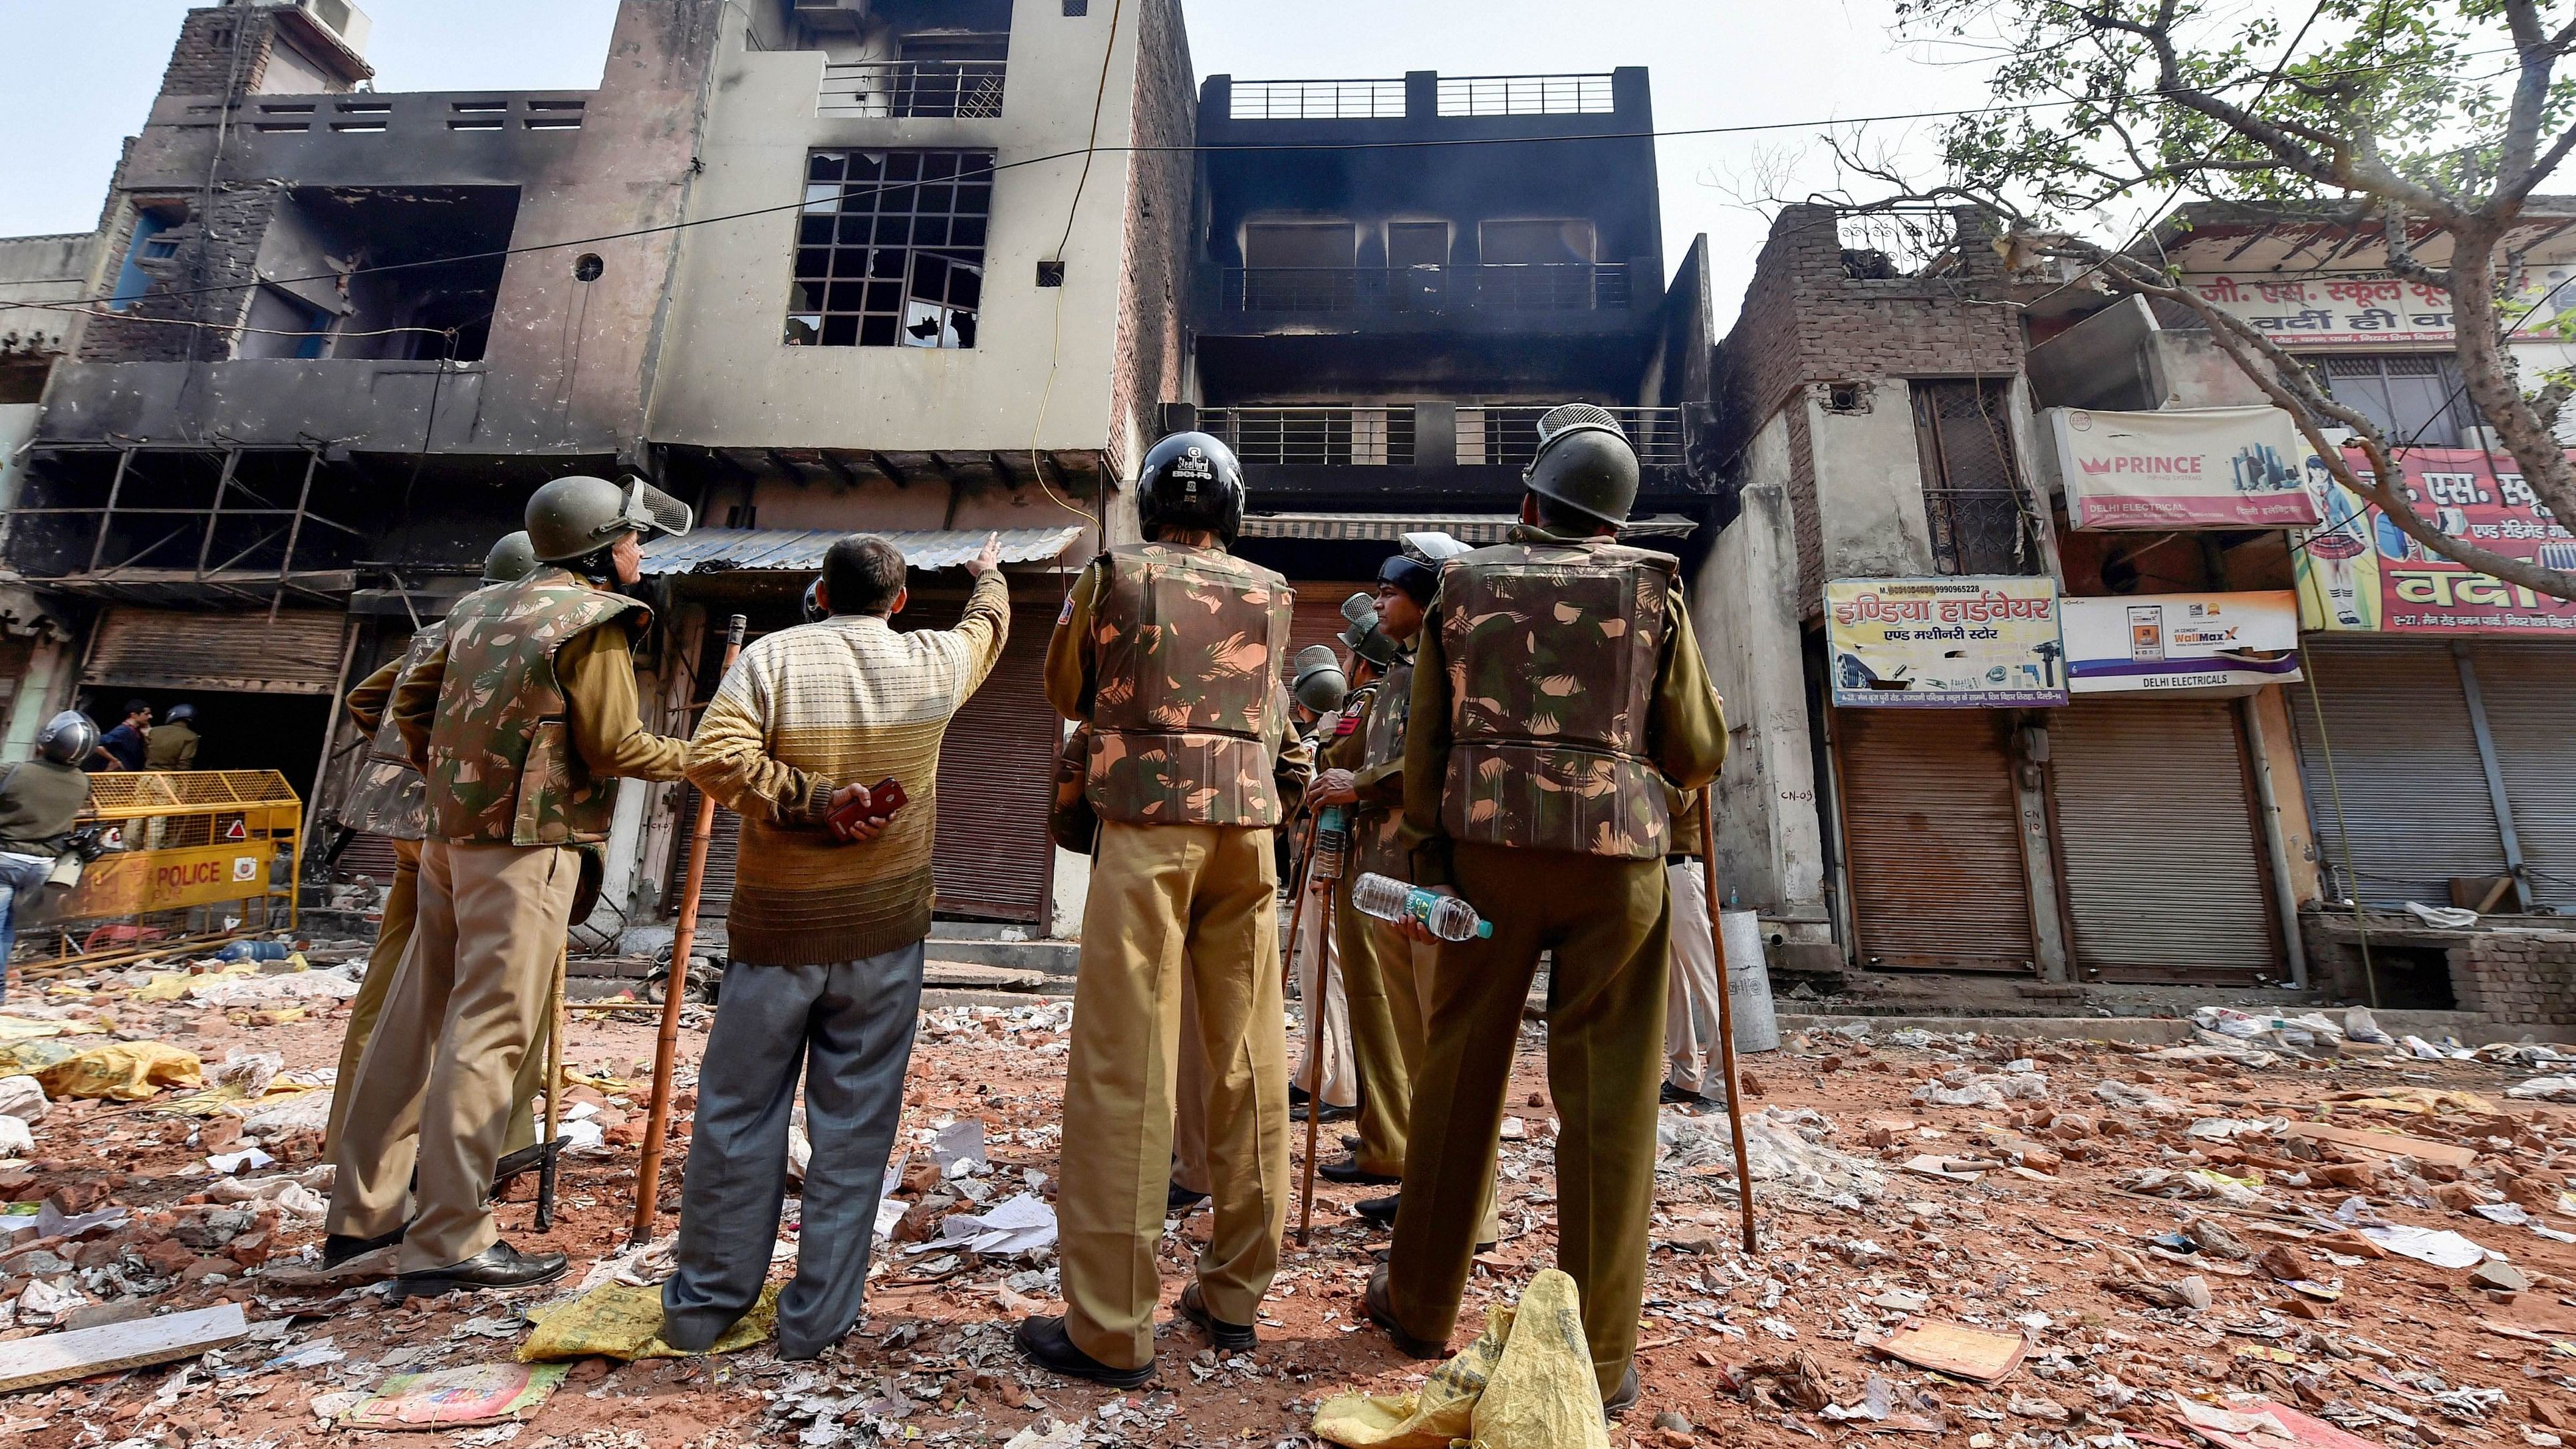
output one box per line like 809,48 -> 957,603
0,712 -> 98,999
326,477 -> 691,1296
1368,408 -> 1727,1417
326,531 -> 537,1163
1024,432 -> 1310,1385
144,704 -> 201,770
1301,595 -> 1402,1186
1311,535 -> 1499,1249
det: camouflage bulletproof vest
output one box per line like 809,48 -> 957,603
426,568 -> 648,847
1351,656 -> 1412,876
338,620 -> 447,842
1085,543 -> 1295,827
1438,536 -> 1676,858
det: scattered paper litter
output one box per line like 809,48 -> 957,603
2358,1224 -> 2488,1268
937,1192 -> 1057,1257
338,1363 -> 565,1430
1658,1105 -> 1885,1205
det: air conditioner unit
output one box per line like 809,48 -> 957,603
793,0 -> 873,32
235,0 -> 374,60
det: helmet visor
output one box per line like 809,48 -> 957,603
616,477 -> 694,541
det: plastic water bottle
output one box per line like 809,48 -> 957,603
1351,872 -> 1492,941
1311,806 -> 1348,881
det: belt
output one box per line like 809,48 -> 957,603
1666,853 -> 1702,866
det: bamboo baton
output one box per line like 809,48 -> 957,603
1700,785 -> 1757,1253
630,612 -> 745,1248
535,942 -> 569,1232
1288,815 -> 1329,1242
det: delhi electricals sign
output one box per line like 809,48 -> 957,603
2047,406 -> 2324,530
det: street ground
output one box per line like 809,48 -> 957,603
3,959 -> 2576,1449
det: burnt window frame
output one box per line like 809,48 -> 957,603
1909,376 -> 2042,577
785,148 -> 995,350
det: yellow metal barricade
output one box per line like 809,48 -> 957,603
22,770 -> 304,976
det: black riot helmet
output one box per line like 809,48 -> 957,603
1136,432 -> 1245,548
1523,404 -> 1640,528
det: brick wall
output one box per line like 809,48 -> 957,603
2449,930 -> 2576,1027
1105,0 -> 1193,483
80,184 -> 282,364
158,7 -> 279,98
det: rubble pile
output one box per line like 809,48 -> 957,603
0,977 -> 2574,1449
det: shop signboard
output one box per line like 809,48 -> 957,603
2181,271 -> 2565,345
2062,591 -> 2302,696
2295,447 -> 2576,634
2048,405 -> 2324,530
1826,577 -> 2068,708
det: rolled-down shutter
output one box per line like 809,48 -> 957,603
85,607 -> 350,694
2049,697 -> 2281,983
672,785 -> 743,920
1834,709 -> 2036,972
2468,644 -> 2576,912
1285,583 -> 1366,680
2289,641 -> 2504,908
928,606 -> 1055,922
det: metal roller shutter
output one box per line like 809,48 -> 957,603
928,610 -> 1055,921
2467,644 -> 2576,912
672,784 -> 743,920
2289,641 -> 2504,908
2049,698 -> 2281,983
85,607 -> 350,694
1834,709 -> 2037,972
1286,585 -> 1368,680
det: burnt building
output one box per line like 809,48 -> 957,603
1171,69 -> 1720,648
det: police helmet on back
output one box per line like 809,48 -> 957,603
1136,432 -> 1246,549
1289,644 -> 1349,714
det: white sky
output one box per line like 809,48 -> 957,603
0,0 -> 2005,330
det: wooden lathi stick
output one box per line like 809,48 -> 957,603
628,612 -> 745,1248
1700,787 -> 1757,1253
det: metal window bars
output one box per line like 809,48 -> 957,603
1200,407 -> 1418,466
1456,407 -> 1686,468
1910,379 -> 2040,577
819,61 -> 1008,119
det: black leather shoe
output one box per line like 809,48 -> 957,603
491,1144 -> 547,1192
1660,1081 -> 1710,1107
1014,1314 -> 1154,1388
1353,1192 -> 1399,1225
1293,1100 -> 1356,1124
1603,1365 -> 1640,1418
1320,1155 -> 1399,1186
1167,1180 -> 1209,1213
322,1227 -> 404,1268
1364,1267 -> 1446,1361
395,1241 -> 569,1299
1177,1281 -> 1256,1351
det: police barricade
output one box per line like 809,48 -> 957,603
19,770 -> 303,977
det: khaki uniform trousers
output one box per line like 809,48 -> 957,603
1182,878 -> 1352,1195
1386,842 -> 1669,1400
1368,912 -> 1499,1244
327,839 -> 580,1272
1057,820 -> 1289,1371
1328,869 -> 1410,1176
326,837 -> 545,1158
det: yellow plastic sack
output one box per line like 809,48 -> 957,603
1313,1271 -> 1607,1449
33,1041 -> 202,1101
518,1280 -> 779,1362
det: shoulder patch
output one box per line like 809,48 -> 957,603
1332,714 -> 1360,737
1057,594 -> 1075,626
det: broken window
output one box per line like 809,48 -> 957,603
1910,378 -> 2039,576
788,150 -> 992,349
108,207 -> 185,313
241,188 -> 516,362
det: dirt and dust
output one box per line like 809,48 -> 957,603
6,963 -> 2576,1449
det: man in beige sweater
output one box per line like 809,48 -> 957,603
660,531 -> 1006,1361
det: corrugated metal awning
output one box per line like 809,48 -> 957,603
1237,512 -> 1698,544
640,525 -> 1085,576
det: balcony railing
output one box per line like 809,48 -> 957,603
1434,74 -> 1614,117
1200,407 -> 1416,466
819,61 -> 1007,120
1219,263 -> 1631,315
1227,78 -> 1408,120
1458,406 -> 1685,469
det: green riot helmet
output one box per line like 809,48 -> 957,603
481,531 -> 539,586
525,473 -> 694,564
1289,644 -> 1348,714
1523,404 -> 1640,527
1336,592 -> 1396,668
